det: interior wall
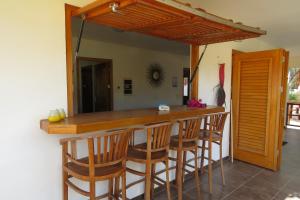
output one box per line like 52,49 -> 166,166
197,39 -> 277,162
73,37 -> 189,112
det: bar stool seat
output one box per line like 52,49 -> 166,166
65,158 -> 123,181
199,130 -> 222,141
170,135 -> 197,150
127,144 -> 168,163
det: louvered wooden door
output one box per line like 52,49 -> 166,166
232,49 -> 288,171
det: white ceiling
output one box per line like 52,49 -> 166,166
186,0 -> 300,56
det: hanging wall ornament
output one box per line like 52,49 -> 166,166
215,63 -> 226,106
147,63 -> 164,87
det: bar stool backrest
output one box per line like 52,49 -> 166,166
145,121 -> 173,153
180,117 -> 202,142
60,129 -> 132,177
207,112 -> 229,135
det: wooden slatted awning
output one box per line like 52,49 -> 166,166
71,0 -> 266,45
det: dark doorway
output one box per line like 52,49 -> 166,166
77,57 -> 113,114
183,68 -> 190,105
81,65 -> 94,113
94,63 -> 112,112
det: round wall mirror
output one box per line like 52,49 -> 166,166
147,63 -> 164,87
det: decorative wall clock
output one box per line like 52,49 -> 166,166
147,63 -> 164,87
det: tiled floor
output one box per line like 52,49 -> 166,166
154,128 -> 300,200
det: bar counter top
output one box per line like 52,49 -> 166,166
40,105 -> 224,134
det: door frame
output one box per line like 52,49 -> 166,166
76,56 -> 113,114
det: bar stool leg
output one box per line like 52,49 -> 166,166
115,177 -> 120,199
220,142 -> 225,185
200,140 -> 206,174
182,151 -> 187,184
194,148 -> 201,198
165,159 -> 172,200
151,164 -> 156,198
208,140 -> 213,194
62,143 -> 68,200
176,148 -> 183,200
145,162 -> 152,200
122,172 -> 126,200
90,180 -> 96,200
108,179 -> 113,200
62,170 -> 68,200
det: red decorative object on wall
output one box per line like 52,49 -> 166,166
216,63 -> 226,106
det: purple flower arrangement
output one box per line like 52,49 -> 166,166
187,99 -> 207,108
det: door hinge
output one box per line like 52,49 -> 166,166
280,86 -> 283,93
282,56 -> 285,63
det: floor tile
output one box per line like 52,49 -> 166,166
212,166 -> 255,187
223,185 -> 276,200
228,160 -> 262,176
246,171 -> 289,190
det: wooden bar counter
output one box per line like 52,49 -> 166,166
40,105 -> 224,134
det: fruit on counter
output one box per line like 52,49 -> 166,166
48,110 -> 62,122
58,108 -> 66,120
48,115 -> 61,122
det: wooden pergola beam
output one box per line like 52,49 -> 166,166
65,4 -> 79,117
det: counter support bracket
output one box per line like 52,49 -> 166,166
75,16 -> 86,58
189,45 -> 208,85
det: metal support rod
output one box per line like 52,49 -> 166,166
75,16 -> 86,58
189,45 -> 208,85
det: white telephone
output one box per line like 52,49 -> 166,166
158,105 -> 170,111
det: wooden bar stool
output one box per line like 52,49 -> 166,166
60,129 -> 132,200
198,112 -> 229,193
168,117 -> 202,198
126,121 -> 173,200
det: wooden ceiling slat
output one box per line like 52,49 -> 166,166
127,18 -> 187,31
73,0 -> 266,45
149,22 -> 222,39
138,0 -> 193,18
